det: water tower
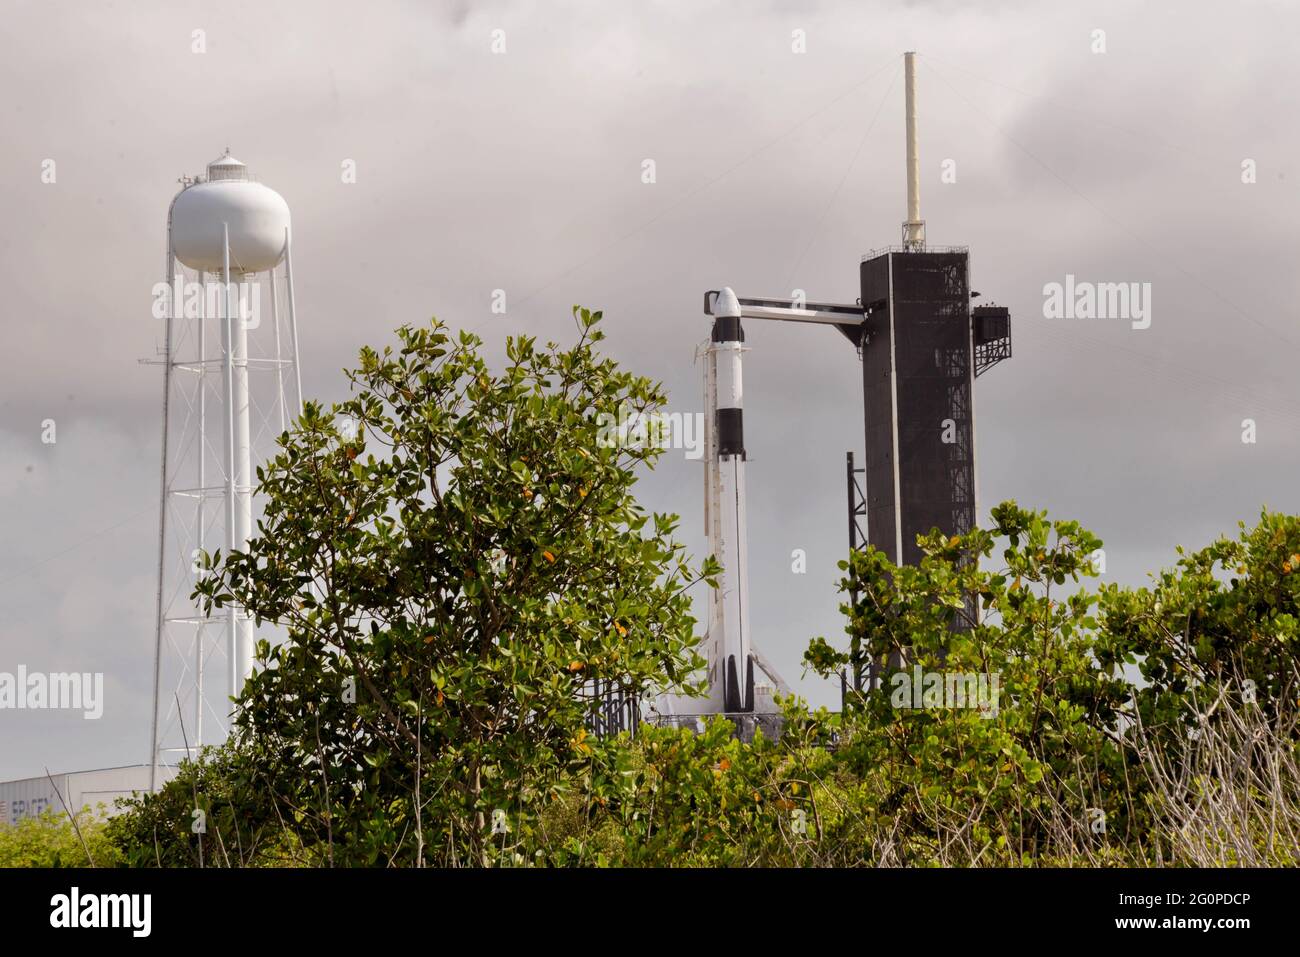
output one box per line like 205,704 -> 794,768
147,151 -> 304,789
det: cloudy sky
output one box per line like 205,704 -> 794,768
2,0 -> 1298,780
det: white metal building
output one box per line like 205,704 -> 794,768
0,765 -> 173,824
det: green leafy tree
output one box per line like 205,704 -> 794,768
573,700 -> 846,867
1100,509 -> 1300,727
195,309 -> 709,866
1097,512 -> 1300,864
106,743 -> 300,867
805,503 -> 1136,860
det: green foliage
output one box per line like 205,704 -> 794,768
524,697 -> 844,867
193,308 -> 708,866
92,306 -> 1300,869
1101,509 -> 1300,726
804,503 -> 1133,854
800,504 -> 1300,864
0,808 -> 120,867
105,743 -> 304,867
528,506 -> 1300,868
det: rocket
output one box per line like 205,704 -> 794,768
702,288 -> 755,712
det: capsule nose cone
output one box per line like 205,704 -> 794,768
715,286 -> 741,319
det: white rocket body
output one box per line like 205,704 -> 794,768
649,286 -> 791,719
702,288 -> 754,712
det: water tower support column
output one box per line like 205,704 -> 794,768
284,227 -> 303,416
221,225 -> 255,700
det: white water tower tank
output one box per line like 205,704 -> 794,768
170,151 -> 290,274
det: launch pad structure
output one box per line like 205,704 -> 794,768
652,52 -> 1012,726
